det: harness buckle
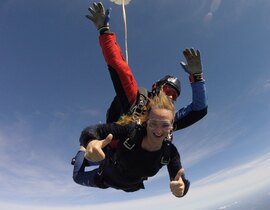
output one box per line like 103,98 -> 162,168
160,156 -> 170,165
123,138 -> 135,150
97,169 -> 103,176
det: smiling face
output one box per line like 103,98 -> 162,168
145,107 -> 174,150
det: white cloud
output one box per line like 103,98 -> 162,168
210,0 -> 222,13
204,0 -> 222,23
78,108 -> 100,116
263,79 -> 270,89
204,12 -> 213,23
1,151 -> 270,210
174,112 -> 246,168
193,151 -> 270,188
218,201 -> 238,209
248,77 -> 270,97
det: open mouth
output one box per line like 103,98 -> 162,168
153,132 -> 163,138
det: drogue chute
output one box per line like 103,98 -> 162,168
110,0 -> 131,5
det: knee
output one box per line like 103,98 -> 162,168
73,173 -> 80,184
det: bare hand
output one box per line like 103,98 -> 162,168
84,134 -> 113,162
170,168 -> 185,197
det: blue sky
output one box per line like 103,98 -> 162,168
1,0 -> 270,209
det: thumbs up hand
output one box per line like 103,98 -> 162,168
170,168 -> 185,197
84,134 -> 113,162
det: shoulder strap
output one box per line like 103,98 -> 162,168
123,122 -> 144,150
161,139 -> 172,165
160,133 -> 173,165
128,87 -> 150,117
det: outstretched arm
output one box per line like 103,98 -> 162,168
99,33 -> 138,108
174,48 -> 208,131
86,2 -> 138,114
167,144 -> 190,197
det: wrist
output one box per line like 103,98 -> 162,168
189,73 -> 204,83
79,146 -> 86,151
99,26 -> 110,35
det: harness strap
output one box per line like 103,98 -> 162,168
160,132 -> 173,165
161,139 -> 171,165
123,137 -> 135,150
128,87 -> 149,118
123,121 -> 143,150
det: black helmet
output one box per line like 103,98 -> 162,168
152,75 -> 181,96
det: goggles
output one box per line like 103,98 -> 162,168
147,119 -> 173,131
162,84 -> 179,101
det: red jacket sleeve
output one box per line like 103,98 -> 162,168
99,33 -> 138,105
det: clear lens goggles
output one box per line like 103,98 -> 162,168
147,119 -> 173,131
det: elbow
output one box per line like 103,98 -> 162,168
175,107 -> 208,129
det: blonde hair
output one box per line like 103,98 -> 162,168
117,90 -> 175,125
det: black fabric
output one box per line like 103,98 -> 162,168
108,65 -> 131,114
106,96 -> 123,123
79,122 -> 185,192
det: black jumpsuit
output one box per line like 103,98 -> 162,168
73,122 -> 190,194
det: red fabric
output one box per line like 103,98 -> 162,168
99,33 -> 138,105
109,139 -> 120,149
